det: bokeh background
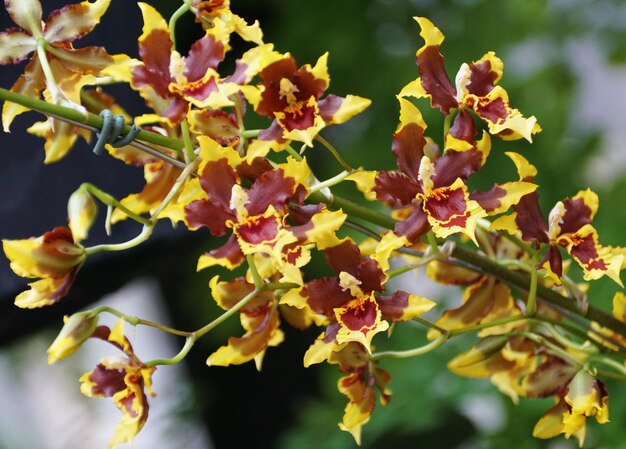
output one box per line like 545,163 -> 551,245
2,0 -> 626,448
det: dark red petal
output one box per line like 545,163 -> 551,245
416,45 -> 458,114
376,290 -> 409,321
467,59 -> 498,96
317,94 -> 343,122
305,277 -> 352,315
277,102 -> 317,131
560,197 -> 593,235
184,34 -> 224,81
392,123 -> 426,181
338,299 -> 378,331
288,204 -> 324,226
513,192 -> 549,244
237,215 -> 280,245
135,28 -> 172,93
394,206 -> 430,243
199,159 -> 238,209
374,171 -> 421,208
256,57 -> 299,116
205,234 -> 245,266
184,199 -> 235,236
236,157 -> 273,183
324,240 -> 362,277
432,149 -> 483,187
471,185 -> 507,213
544,244 -> 563,278
246,168 -> 297,216
86,363 -> 127,397
449,109 -> 476,142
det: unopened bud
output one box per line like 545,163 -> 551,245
47,311 -> 99,364
68,188 -> 97,243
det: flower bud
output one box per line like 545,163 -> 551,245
47,311 -> 99,364
68,188 -> 97,243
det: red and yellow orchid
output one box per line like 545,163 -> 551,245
244,52 -> 371,146
350,98 -> 536,244
283,233 -> 435,355
400,17 -> 540,142
2,226 -> 86,308
80,320 -> 156,449
492,163 -> 624,286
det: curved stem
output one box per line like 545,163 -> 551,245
85,225 -> 152,255
146,335 -> 195,367
93,306 -> 192,337
80,183 -> 152,227
194,288 -> 260,338
371,334 -> 447,361
180,118 -> 196,164
315,134 -> 353,172
168,3 -> 191,49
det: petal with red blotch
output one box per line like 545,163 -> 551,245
434,277 -> 497,332
337,370 -> 376,445
561,225 -> 624,286
197,234 -> 245,271
318,94 -> 371,125
376,290 -> 434,322
43,0 -> 110,43
424,179 -> 485,242
466,86 -> 540,142
334,295 -> 388,353
524,358 -> 576,399
235,212 -> 281,245
412,17 -> 457,114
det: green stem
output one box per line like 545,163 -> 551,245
93,306 -> 192,337
315,134 -> 353,172
168,3 -> 191,49
426,231 -> 439,253
180,118 -> 196,163
194,288 -> 260,338
285,144 -> 303,161
0,87 -> 184,154
308,170 -> 349,195
246,255 -> 264,289
146,335 -> 195,367
371,334 -> 447,361
81,183 -> 152,227
241,129 -> 261,139
85,225 -> 152,255
150,158 -> 200,221
525,254 -> 539,316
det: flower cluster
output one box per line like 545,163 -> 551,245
1,2 -> 626,448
